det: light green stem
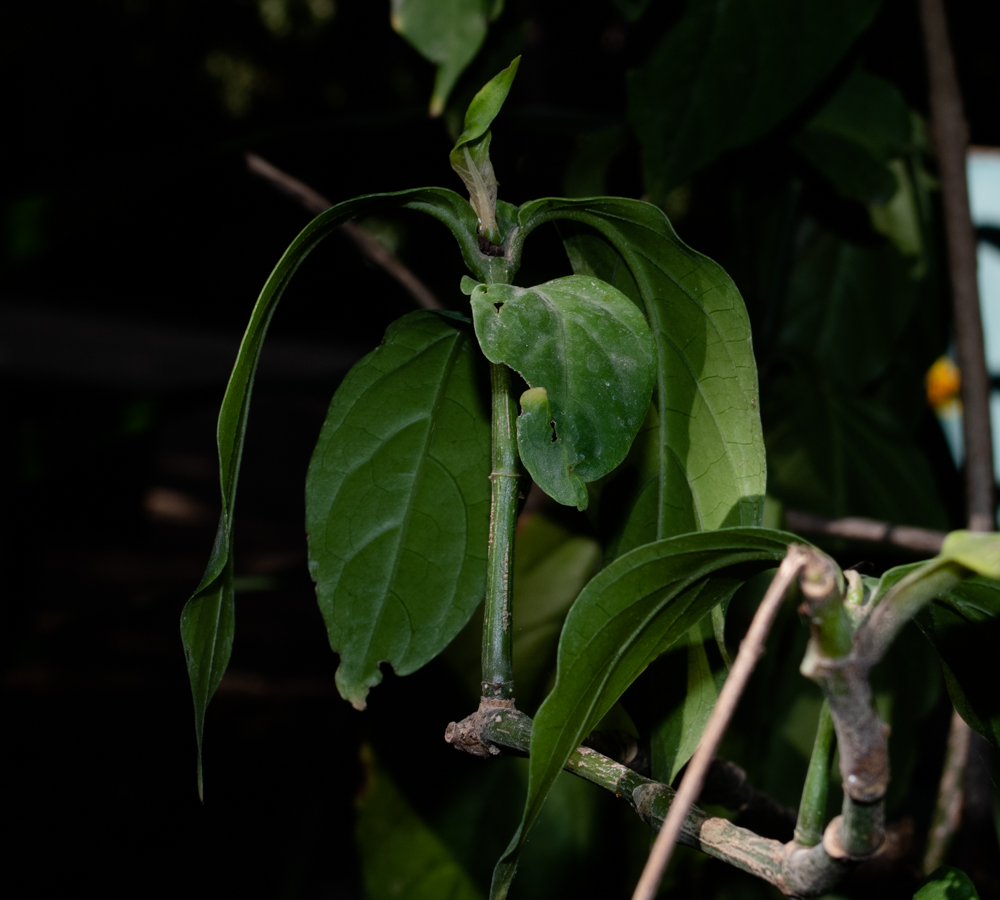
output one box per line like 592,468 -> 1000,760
795,700 -> 834,847
481,359 -> 520,698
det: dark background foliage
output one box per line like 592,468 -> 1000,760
3,1 -> 999,897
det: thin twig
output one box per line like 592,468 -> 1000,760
784,510 -> 945,555
630,546 -> 810,900
923,706 -> 973,873
244,152 -> 443,310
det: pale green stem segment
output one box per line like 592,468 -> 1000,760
794,700 -> 835,847
474,705 -> 848,897
482,359 -> 520,698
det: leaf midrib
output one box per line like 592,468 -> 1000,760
355,329 -> 467,667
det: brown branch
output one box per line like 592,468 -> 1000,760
244,152 -> 443,311
784,510 -> 946,555
918,0 -> 993,533
630,547 -> 812,900
918,0 -> 985,865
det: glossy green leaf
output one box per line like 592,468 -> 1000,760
450,57 -> 520,244
357,747 -> 484,900
916,576 -> 1000,751
914,866 -> 981,900
627,0 -> 880,201
306,310 -> 491,709
181,187 -> 486,794
469,275 -> 656,509
391,0 -> 504,116
489,527 -> 795,898
513,197 -> 766,547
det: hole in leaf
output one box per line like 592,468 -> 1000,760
494,301 -> 503,313
549,420 -> 558,443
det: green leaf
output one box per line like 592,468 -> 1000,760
510,516 -> 602,707
180,187 -> 486,794
916,576 -> 1000,751
764,365 -> 949,529
775,220 -> 935,395
489,527 -> 795,899
627,0 -> 881,201
792,68 -> 911,206
514,198 -> 766,546
306,310 -> 491,709
469,275 -> 656,509
939,531 -> 1000,577
862,531 -> 1000,675
914,866 -> 981,900
179,548 -> 234,802
391,0 -> 504,116
650,618 -> 726,785
357,746 -> 484,900
450,57 -> 520,244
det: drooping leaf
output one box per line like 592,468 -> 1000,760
489,527 -> 795,899
627,0 -> 881,201
356,746 -> 484,900
391,0 -> 505,116
450,57 -> 520,244
916,576 -> 1000,751
179,549 -> 234,802
180,187 -> 488,794
306,310 -> 491,709
914,867 -> 981,900
469,275 -> 656,509
513,197 -> 766,548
